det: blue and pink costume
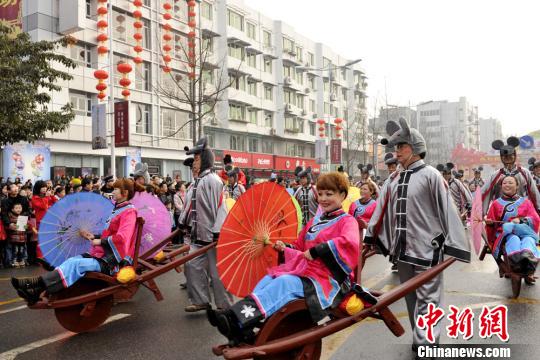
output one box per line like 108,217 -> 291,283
486,195 -> 540,274
41,201 -> 138,293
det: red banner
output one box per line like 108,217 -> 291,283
330,139 -> 342,164
0,0 -> 22,29
114,101 -> 130,147
227,151 -> 252,168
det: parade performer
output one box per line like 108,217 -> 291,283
364,118 -> 470,349
528,157 -> 540,192
481,137 -> 540,215
131,162 -> 150,187
11,178 -> 141,305
355,164 -> 379,193
226,168 -> 246,200
181,137 -> 232,312
348,182 -> 377,236
293,166 -> 318,227
218,154 -> 247,186
437,163 -> 472,223
384,152 -> 399,177
470,167 -> 485,188
485,175 -> 539,283
207,172 -> 361,345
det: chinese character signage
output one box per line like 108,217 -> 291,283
330,139 -> 342,164
125,147 -> 141,177
114,101 -> 130,147
315,139 -> 326,164
91,104 -> 108,150
2,142 -> 51,182
0,0 -> 22,31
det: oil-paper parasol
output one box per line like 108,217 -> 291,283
470,190 -> 485,255
131,191 -> 172,257
342,186 -> 361,213
38,193 -> 114,267
217,182 -> 300,297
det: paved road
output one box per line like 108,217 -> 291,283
0,252 -> 538,360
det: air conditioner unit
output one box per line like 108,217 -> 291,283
330,93 -> 337,102
284,76 -> 292,85
304,87 -> 311,94
312,113 -> 318,119
301,109 -> 307,116
285,104 -> 293,112
270,128 -> 276,135
287,50 -> 296,56
210,117 -> 218,125
355,83 -> 361,90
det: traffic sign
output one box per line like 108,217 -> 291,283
519,135 -> 535,150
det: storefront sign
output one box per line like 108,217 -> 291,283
91,103 -> 108,150
330,139 -> 342,164
251,153 -> 273,169
114,101 -> 130,147
315,139 -> 327,164
274,156 -> 321,173
0,0 -> 22,30
2,142 -> 51,182
227,151 -> 252,168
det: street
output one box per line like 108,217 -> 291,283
0,252 -> 538,360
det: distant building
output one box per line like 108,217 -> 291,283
369,106 -> 417,136
416,97 -> 479,165
478,118 -> 503,153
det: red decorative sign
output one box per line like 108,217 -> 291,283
330,139 -> 342,164
274,156 -> 321,173
0,0 -> 22,29
251,153 -> 273,169
227,151 -> 252,168
114,101 -> 130,147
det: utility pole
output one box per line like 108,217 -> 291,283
108,2 -> 115,177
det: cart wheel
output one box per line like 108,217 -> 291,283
52,279 -> 113,333
510,274 -> 521,299
254,300 -> 322,360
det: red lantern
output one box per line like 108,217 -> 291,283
334,118 -> 343,124
188,20 -> 196,28
163,13 -> 172,20
318,126 -> 325,131
122,89 -> 131,98
317,119 -> 325,125
163,54 -> 172,63
94,69 -> 108,80
133,0 -> 143,6
97,6 -> 108,15
133,10 -> 142,19
134,57 -> 143,64
163,33 -> 172,42
163,3 -> 172,10
335,125 -> 343,131
336,133 -> 342,138
134,45 -> 143,53
188,72 -> 196,79
97,33 -> 108,42
163,44 -> 172,52
133,33 -> 143,41
134,21 -> 143,29
98,46 -> 109,55
188,11 -> 196,17
188,0 -> 196,6
188,51 -> 195,58
188,31 -> 196,38
117,62 -> 132,75
188,41 -> 196,48
117,62 -> 132,99
97,20 -> 108,28
97,92 -> 107,100
163,66 -> 171,73
96,82 -> 107,92
163,23 -> 172,31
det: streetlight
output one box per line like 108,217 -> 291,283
297,58 -> 362,172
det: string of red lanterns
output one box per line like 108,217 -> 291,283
117,62 -> 133,99
132,0 -> 144,65
95,0 -> 109,101
317,119 -> 326,138
187,0 -> 197,79
161,1 -> 173,73
334,118 -> 343,138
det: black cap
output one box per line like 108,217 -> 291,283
104,175 -> 114,183
185,137 -> 208,155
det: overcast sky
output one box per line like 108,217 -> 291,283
244,0 -> 540,136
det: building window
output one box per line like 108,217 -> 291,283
202,69 -> 214,85
229,104 -> 246,122
69,91 -> 91,117
201,1 -> 213,20
227,9 -> 244,31
248,109 -> 258,124
264,85 -> 273,100
246,52 -> 256,68
309,99 -> 315,112
229,72 -> 246,91
284,90 -> 295,106
296,94 -> 305,110
135,102 -> 152,135
297,145 -> 305,157
323,79 -> 329,92
247,81 -> 257,96
246,22 -> 256,40
85,0 -> 92,19
135,61 -> 151,91
285,143 -> 295,156
263,30 -> 271,47
323,57 -> 331,68
248,138 -> 258,152
324,102 -> 330,114
161,108 -> 191,139
263,58 -> 272,73
262,140 -> 273,154
283,37 -> 294,53
309,122 -> 315,136
308,75 -> 315,90
113,10 -> 151,49
295,46 -> 303,62
202,36 -> 213,53
264,112 -> 273,127
70,42 -> 92,68
308,52 -> 314,66
228,43 -> 245,60
230,134 -> 245,151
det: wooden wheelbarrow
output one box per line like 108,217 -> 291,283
213,257 -> 456,360
28,218 -> 216,333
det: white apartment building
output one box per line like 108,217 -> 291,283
417,97 -> 479,165
7,0 -> 367,179
478,117 -> 503,153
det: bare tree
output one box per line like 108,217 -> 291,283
342,110 -> 369,178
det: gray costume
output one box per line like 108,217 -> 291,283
448,178 -> 472,218
227,183 -> 245,200
366,118 -> 471,346
293,185 -> 318,226
181,139 -> 232,309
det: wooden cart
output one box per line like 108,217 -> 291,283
29,218 -> 216,333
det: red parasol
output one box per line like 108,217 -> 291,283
217,182 -> 300,297
470,190 -> 485,255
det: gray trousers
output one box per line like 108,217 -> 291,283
184,244 -> 232,309
397,261 -> 443,346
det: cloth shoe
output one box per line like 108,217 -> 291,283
11,276 -> 45,305
184,303 -> 211,312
